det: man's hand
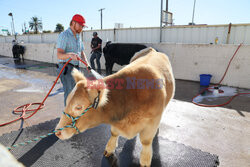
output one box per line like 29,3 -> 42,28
67,53 -> 79,60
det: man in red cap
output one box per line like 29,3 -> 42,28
56,14 -> 90,106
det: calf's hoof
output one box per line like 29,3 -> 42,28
103,150 -> 114,157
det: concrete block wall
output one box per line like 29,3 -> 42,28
0,42 -> 249,89
2,23 -> 250,44
0,42 -> 121,71
0,43 -> 12,57
146,43 -> 250,89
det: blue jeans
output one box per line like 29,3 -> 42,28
90,52 -> 102,73
57,63 -> 79,106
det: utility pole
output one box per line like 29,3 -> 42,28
191,0 -> 196,25
10,22 -> 13,35
8,12 -> 16,40
165,0 -> 169,26
98,8 -> 105,29
160,0 -> 163,42
166,0 -> 168,12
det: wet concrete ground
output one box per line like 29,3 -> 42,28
0,56 -> 249,167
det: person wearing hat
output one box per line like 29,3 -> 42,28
56,14 -> 90,106
90,32 -> 102,74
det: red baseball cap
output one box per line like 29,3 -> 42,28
72,14 -> 87,27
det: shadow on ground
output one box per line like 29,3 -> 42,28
0,118 -> 219,167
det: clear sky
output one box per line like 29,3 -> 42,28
1,0 -> 250,34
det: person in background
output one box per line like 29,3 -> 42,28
56,14 -> 90,106
90,32 -> 102,74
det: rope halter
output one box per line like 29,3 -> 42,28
62,91 -> 100,133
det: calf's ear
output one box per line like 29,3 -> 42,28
86,81 -> 109,108
72,68 -> 86,83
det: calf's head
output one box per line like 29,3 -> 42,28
55,68 -> 108,140
103,41 -> 111,55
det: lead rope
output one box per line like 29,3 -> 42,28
4,57 -> 94,150
7,91 -> 100,150
7,104 -> 93,150
62,105 -> 93,133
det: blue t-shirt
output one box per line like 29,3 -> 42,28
57,28 -> 84,65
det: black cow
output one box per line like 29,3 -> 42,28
103,41 -> 147,75
12,44 -> 25,61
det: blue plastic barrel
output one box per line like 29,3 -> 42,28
199,74 -> 212,86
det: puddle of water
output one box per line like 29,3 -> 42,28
0,64 -> 62,94
16,88 -> 44,93
193,86 -> 237,103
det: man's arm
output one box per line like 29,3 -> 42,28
92,38 -> 102,51
57,48 -> 78,60
92,44 -> 101,51
90,38 -> 94,49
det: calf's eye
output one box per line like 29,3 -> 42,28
75,105 -> 82,110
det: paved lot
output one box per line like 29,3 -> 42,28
0,56 -> 249,167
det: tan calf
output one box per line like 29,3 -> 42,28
55,47 -> 175,166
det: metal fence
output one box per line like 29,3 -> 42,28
1,23 -> 250,44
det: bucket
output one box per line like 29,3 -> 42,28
199,74 -> 212,86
